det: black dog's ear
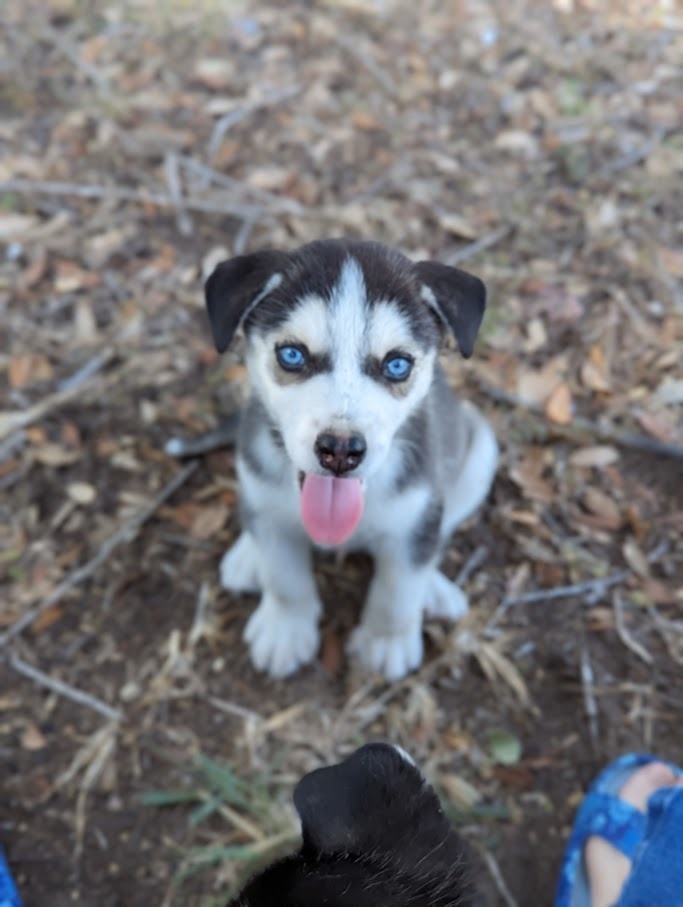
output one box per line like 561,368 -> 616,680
293,743 -> 417,855
414,261 -> 486,358
204,250 -> 288,353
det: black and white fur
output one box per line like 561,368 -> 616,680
228,742 -> 478,907
203,239 -> 497,680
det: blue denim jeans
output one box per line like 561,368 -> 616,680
616,785 -> 683,906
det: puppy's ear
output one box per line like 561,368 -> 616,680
204,250 -> 288,353
414,261 -> 486,358
293,743 -> 416,855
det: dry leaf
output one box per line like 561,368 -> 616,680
580,345 -> 611,392
509,448 -> 555,503
545,382 -> 573,424
31,604 -> 66,634
439,773 -> 482,809
9,353 -> 53,388
190,504 -> 229,539
21,723 -> 47,751
657,246 -> 683,278
494,130 -> 539,158
569,446 -> 619,468
582,487 -> 622,530
476,642 -> 530,706
194,58 -> 234,89
635,409 -> 679,443
74,299 -> 98,342
623,539 -> 649,578
517,354 -> 567,406
54,260 -> 100,293
437,211 -> 479,239
351,111 -> 380,130
492,764 -> 535,791
639,577 -> 679,606
33,443 -> 82,466
0,213 -> 38,239
67,482 -> 96,504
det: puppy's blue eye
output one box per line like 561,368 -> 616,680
276,345 -> 307,371
382,354 -> 413,382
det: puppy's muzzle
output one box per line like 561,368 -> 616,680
315,432 -> 366,475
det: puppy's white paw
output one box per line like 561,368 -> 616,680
347,623 -> 423,681
423,571 -> 469,621
220,533 -> 261,594
244,597 -> 319,678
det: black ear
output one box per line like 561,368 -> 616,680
293,743 -> 418,855
204,250 -> 288,353
414,261 -> 486,358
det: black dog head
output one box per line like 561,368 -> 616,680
228,743 -> 478,907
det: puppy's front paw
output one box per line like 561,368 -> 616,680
423,571 -> 469,621
244,597 -> 320,678
347,624 -> 423,681
220,533 -> 261,594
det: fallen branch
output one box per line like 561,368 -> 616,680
613,592 -> 654,665
482,851 -> 518,907
6,653 -> 122,722
206,84 -> 303,160
580,642 -> 599,747
455,545 -> 489,586
475,378 -> 683,460
0,346 -> 116,440
0,462 -> 198,646
446,224 -> 513,265
486,571 -> 629,632
0,177 -> 266,220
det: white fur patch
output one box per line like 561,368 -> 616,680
220,532 -> 262,594
423,571 -> 469,620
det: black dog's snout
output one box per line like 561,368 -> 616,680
315,432 -> 366,475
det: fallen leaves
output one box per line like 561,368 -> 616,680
545,382 -> 573,425
569,446 -> 620,468
9,353 -> 54,388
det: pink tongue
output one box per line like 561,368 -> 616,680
300,474 -> 364,545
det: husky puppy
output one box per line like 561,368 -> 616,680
228,742 -> 478,907
203,239 -> 497,680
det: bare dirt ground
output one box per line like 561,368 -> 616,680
1,2 -> 681,905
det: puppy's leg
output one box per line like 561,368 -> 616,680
348,552 -> 430,681
423,569 -> 468,621
443,401 -> 498,533
242,528 -> 322,679
220,532 -> 262,594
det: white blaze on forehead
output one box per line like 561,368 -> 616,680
367,301 -> 416,356
328,257 -> 370,368
277,295 -> 329,351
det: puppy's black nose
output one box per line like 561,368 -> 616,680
315,432 -> 366,475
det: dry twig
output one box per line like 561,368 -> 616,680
446,224 -> 513,265
486,571 -> 629,632
0,346 -> 116,440
613,592 -> 654,665
580,643 -> 599,747
6,653 -> 122,721
482,850 -> 519,907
